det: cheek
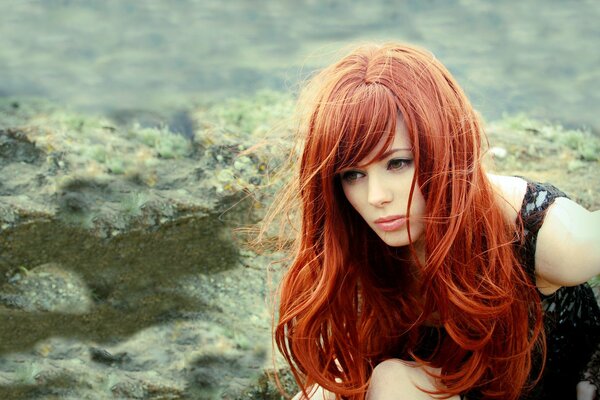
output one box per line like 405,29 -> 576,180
410,188 -> 427,216
342,185 -> 364,216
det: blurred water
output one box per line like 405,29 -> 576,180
0,0 -> 598,131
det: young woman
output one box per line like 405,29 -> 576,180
271,43 -> 600,399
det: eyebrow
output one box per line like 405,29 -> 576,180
350,147 -> 413,169
378,147 -> 412,159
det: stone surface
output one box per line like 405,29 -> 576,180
0,94 -> 296,399
0,262 -> 93,314
1,95 -> 598,399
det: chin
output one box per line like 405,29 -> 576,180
377,232 -> 411,247
376,227 -> 424,248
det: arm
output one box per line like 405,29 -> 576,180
535,197 -> 600,289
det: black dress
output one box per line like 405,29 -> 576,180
515,179 -> 600,399
430,179 -> 600,399
413,180 -> 599,399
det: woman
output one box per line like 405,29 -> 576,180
271,43 -> 600,399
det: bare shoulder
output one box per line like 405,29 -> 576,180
484,175 -> 600,292
486,175 -> 600,292
536,197 -> 600,291
485,174 -> 528,224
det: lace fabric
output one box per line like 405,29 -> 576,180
517,179 -> 600,399
457,179 -> 600,400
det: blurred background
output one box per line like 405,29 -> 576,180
1,0 -> 599,132
0,2 -> 599,398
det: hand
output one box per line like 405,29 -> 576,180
577,380 -> 597,400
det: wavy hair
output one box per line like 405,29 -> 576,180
272,43 -> 544,399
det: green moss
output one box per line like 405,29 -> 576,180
102,372 -> 120,395
105,157 -> 126,174
490,114 -> 600,162
14,361 -> 42,385
85,144 -> 109,163
195,89 -> 294,137
120,192 -> 149,218
127,125 -> 191,159
155,132 -> 191,159
48,109 -> 107,133
60,210 -> 96,230
128,126 -> 162,147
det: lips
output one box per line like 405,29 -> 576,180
374,215 -> 406,232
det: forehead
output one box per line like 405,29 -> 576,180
356,119 -> 412,166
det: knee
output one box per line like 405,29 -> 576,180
370,359 -> 412,383
367,359 -> 414,399
576,380 -> 597,400
292,385 -> 334,400
367,359 -> 457,400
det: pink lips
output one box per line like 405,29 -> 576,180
374,215 -> 406,232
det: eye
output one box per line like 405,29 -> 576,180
340,170 -> 364,183
387,158 -> 412,171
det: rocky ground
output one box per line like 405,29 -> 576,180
0,92 -> 296,399
0,92 -> 598,399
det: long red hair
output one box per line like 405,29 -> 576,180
273,43 -> 544,399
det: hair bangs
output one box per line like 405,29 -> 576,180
333,84 -> 398,173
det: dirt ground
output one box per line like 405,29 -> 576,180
484,116 -> 599,210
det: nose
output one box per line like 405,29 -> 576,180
367,174 -> 392,207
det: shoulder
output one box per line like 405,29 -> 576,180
485,173 -> 527,224
485,175 -> 600,294
536,196 -> 600,290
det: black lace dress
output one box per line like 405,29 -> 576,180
439,180 -> 600,399
413,180 -> 599,399
516,180 -> 600,399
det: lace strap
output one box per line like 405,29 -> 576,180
517,179 -> 568,282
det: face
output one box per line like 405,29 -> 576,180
339,120 -> 426,248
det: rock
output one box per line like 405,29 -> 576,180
489,146 -> 508,159
0,128 -> 44,166
0,263 -> 93,314
0,93 -> 292,398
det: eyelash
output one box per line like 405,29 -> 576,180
340,158 -> 412,183
340,170 -> 363,182
387,158 -> 412,170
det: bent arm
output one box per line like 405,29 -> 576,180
535,197 -> 600,289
